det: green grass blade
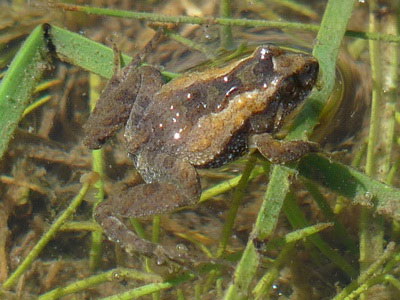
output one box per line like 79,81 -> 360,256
288,2 -> 356,139
223,165 -> 294,300
263,222 -> 333,250
254,165 -> 294,240
47,25 -> 122,79
0,25 -> 47,160
298,154 -> 400,221
46,25 -> 178,80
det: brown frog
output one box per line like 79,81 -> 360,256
83,44 -> 319,260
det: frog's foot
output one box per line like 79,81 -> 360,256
94,180 -> 200,259
95,201 -> 187,265
252,133 -> 319,163
94,200 -> 157,257
95,151 -> 201,259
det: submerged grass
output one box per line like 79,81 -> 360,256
0,25 -> 48,159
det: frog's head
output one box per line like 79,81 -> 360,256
251,45 -> 319,131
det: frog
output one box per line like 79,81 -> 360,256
83,44 -> 319,260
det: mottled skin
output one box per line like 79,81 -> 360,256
84,45 -> 319,259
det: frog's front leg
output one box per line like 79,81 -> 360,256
251,133 -> 319,163
94,151 -> 201,259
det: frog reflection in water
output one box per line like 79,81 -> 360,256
84,44 -> 319,260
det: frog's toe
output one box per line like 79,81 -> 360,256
94,201 -> 157,256
252,133 -> 319,163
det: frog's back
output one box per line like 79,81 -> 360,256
131,59 -> 252,157
129,45 -> 318,167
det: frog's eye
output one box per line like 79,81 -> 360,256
252,56 -> 273,76
302,64 -> 311,73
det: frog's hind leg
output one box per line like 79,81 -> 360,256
133,151 -> 201,214
94,195 -> 160,257
94,152 -> 201,258
83,31 -> 165,150
83,66 -> 164,150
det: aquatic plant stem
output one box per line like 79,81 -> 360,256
359,0 -> 384,285
22,95 -> 51,117
55,3 -> 400,43
88,73 -> 106,271
99,272 -> 195,300
200,165 -> 264,202
364,1 -> 382,177
223,165 -> 294,300
216,155 -> 256,258
38,268 -> 162,300
219,0 -> 234,49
